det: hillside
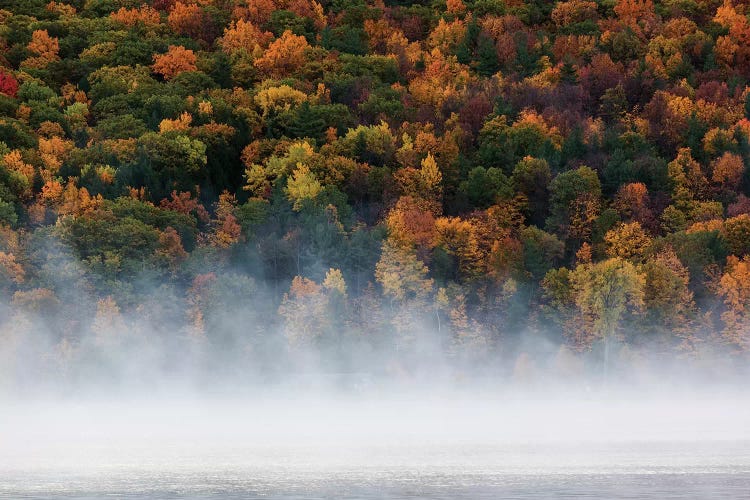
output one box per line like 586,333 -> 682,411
0,0 -> 749,385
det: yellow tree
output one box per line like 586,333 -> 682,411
278,276 -> 329,346
285,163 -> 322,210
420,152 -> 443,202
434,216 -> 483,282
375,239 -> 434,303
0,252 -> 25,297
719,255 -> 750,351
642,247 -> 695,350
604,221 -> 652,261
375,239 -> 435,348
668,147 -> 709,201
210,191 -> 241,248
570,257 -> 645,375
219,19 -> 272,56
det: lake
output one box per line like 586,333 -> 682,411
2,393 -> 748,499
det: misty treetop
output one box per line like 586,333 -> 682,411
1,0 -> 750,387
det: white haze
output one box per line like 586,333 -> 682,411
2,390 -> 750,498
2,246 -> 750,497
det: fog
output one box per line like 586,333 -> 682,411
2,390 -> 749,498
2,255 -> 750,498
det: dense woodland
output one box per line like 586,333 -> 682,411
1,0 -> 750,387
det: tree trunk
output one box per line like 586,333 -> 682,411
603,325 -> 613,383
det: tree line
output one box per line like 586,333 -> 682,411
1,0 -> 750,386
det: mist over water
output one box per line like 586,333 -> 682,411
2,383 -> 750,499
2,261 -> 749,499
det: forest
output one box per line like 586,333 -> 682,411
1,0 -> 750,388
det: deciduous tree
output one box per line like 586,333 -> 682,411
152,46 -> 198,80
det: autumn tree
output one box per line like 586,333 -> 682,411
152,46 -> 198,80
641,247 -> 695,350
219,19 -> 273,56
375,239 -> 434,304
434,216 -> 483,282
385,196 -> 437,258
604,222 -> 652,262
110,5 -> 161,27
285,163 -> 322,211
613,182 -> 654,227
711,152 -> 744,192
209,191 -> 241,248
24,30 -> 59,68
724,214 -> 750,256
254,30 -> 310,78
570,258 -> 645,374
719,255 -> 750,351
0,251 -> 25,296
278,276 -> 329,346
375,239 -> 435,348
0,71 -> 18,98
167,2 -> 210,41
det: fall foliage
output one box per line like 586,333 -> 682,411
0,0 -> 750,385
152,45 -> 198,80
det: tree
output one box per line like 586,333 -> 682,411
478,112 -> 563,172
552,0 -> 599,27
476,34 -> 500,77
110,5 -> 161,27
136,132 -> 207,193
0,71 -> 18,98
375,239 -> 433,303
511,157 -> 551,227
167,2 -> 212,41
641,247 -> 695,349
254,30 -> 310,78
521,226 -> 564,281
547,165 -> 601,242
220,19 -> 273,55
434,216 -> 483,282
719,255 -> 750,351
152,46 -> 198,80
0,251 -> 24,296
724,214 -> 750,257
385,196 -> 437,255
278,275 -> 329,346
711,152 -> 744,192
668,148 -> 708,201
458,167 -> 511,209
210,192 -> 241,248
285,163 -> 322,211
24,30 -> 59,68
613,182 -> 653,227
570,258 -> 645,375
604,222 -> 652,261
419,153 -> 443,202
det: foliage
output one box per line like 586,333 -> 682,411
0,0 -> 750,378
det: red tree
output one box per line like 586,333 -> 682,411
0,71 -> 18,97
